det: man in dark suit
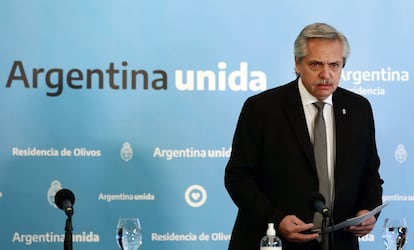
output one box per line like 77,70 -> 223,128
224,23 -> 383,250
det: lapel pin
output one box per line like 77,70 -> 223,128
342,108 -> 347,115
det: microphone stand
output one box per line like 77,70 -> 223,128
322,214 -> 335,250
321,215 -> 329,250
328,214 -> 334,250
321,212 -> 334,250
64,214 -> 73,250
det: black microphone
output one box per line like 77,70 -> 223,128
55,188 -> 75,216
309,192 -> 330,217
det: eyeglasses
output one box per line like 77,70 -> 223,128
307,60 -> 343,72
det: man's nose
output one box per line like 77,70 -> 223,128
319,64 -> 331,78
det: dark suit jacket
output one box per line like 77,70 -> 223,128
225,79 -> 383,250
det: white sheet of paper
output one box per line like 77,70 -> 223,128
325,202 -> 389,232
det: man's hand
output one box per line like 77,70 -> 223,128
277,215 -> 320,243
346,209 -> 377,237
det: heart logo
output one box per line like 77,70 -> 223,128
191,192 -> 201,200
185,185 -> 207,207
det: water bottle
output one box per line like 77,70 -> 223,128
260,223 -> 282,250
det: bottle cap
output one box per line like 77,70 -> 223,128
267,223 -> 276,236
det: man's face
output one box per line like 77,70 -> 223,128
295,38 -> 344,101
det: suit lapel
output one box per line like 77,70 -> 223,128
285,81 -> 315,169
332,90 -> 352,179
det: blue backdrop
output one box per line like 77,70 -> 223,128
1,1 -> 413,250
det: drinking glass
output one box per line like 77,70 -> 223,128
382,217 -> 408,250
116,218 -> 142,250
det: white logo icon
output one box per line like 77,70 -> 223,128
120,142 -> 134,162
395,144 -> 407,163
184,185 -> 207,207
47,180 -> 63,207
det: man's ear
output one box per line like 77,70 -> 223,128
294,56 -> 301,75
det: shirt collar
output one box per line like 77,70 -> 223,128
298,77 -> 333,106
